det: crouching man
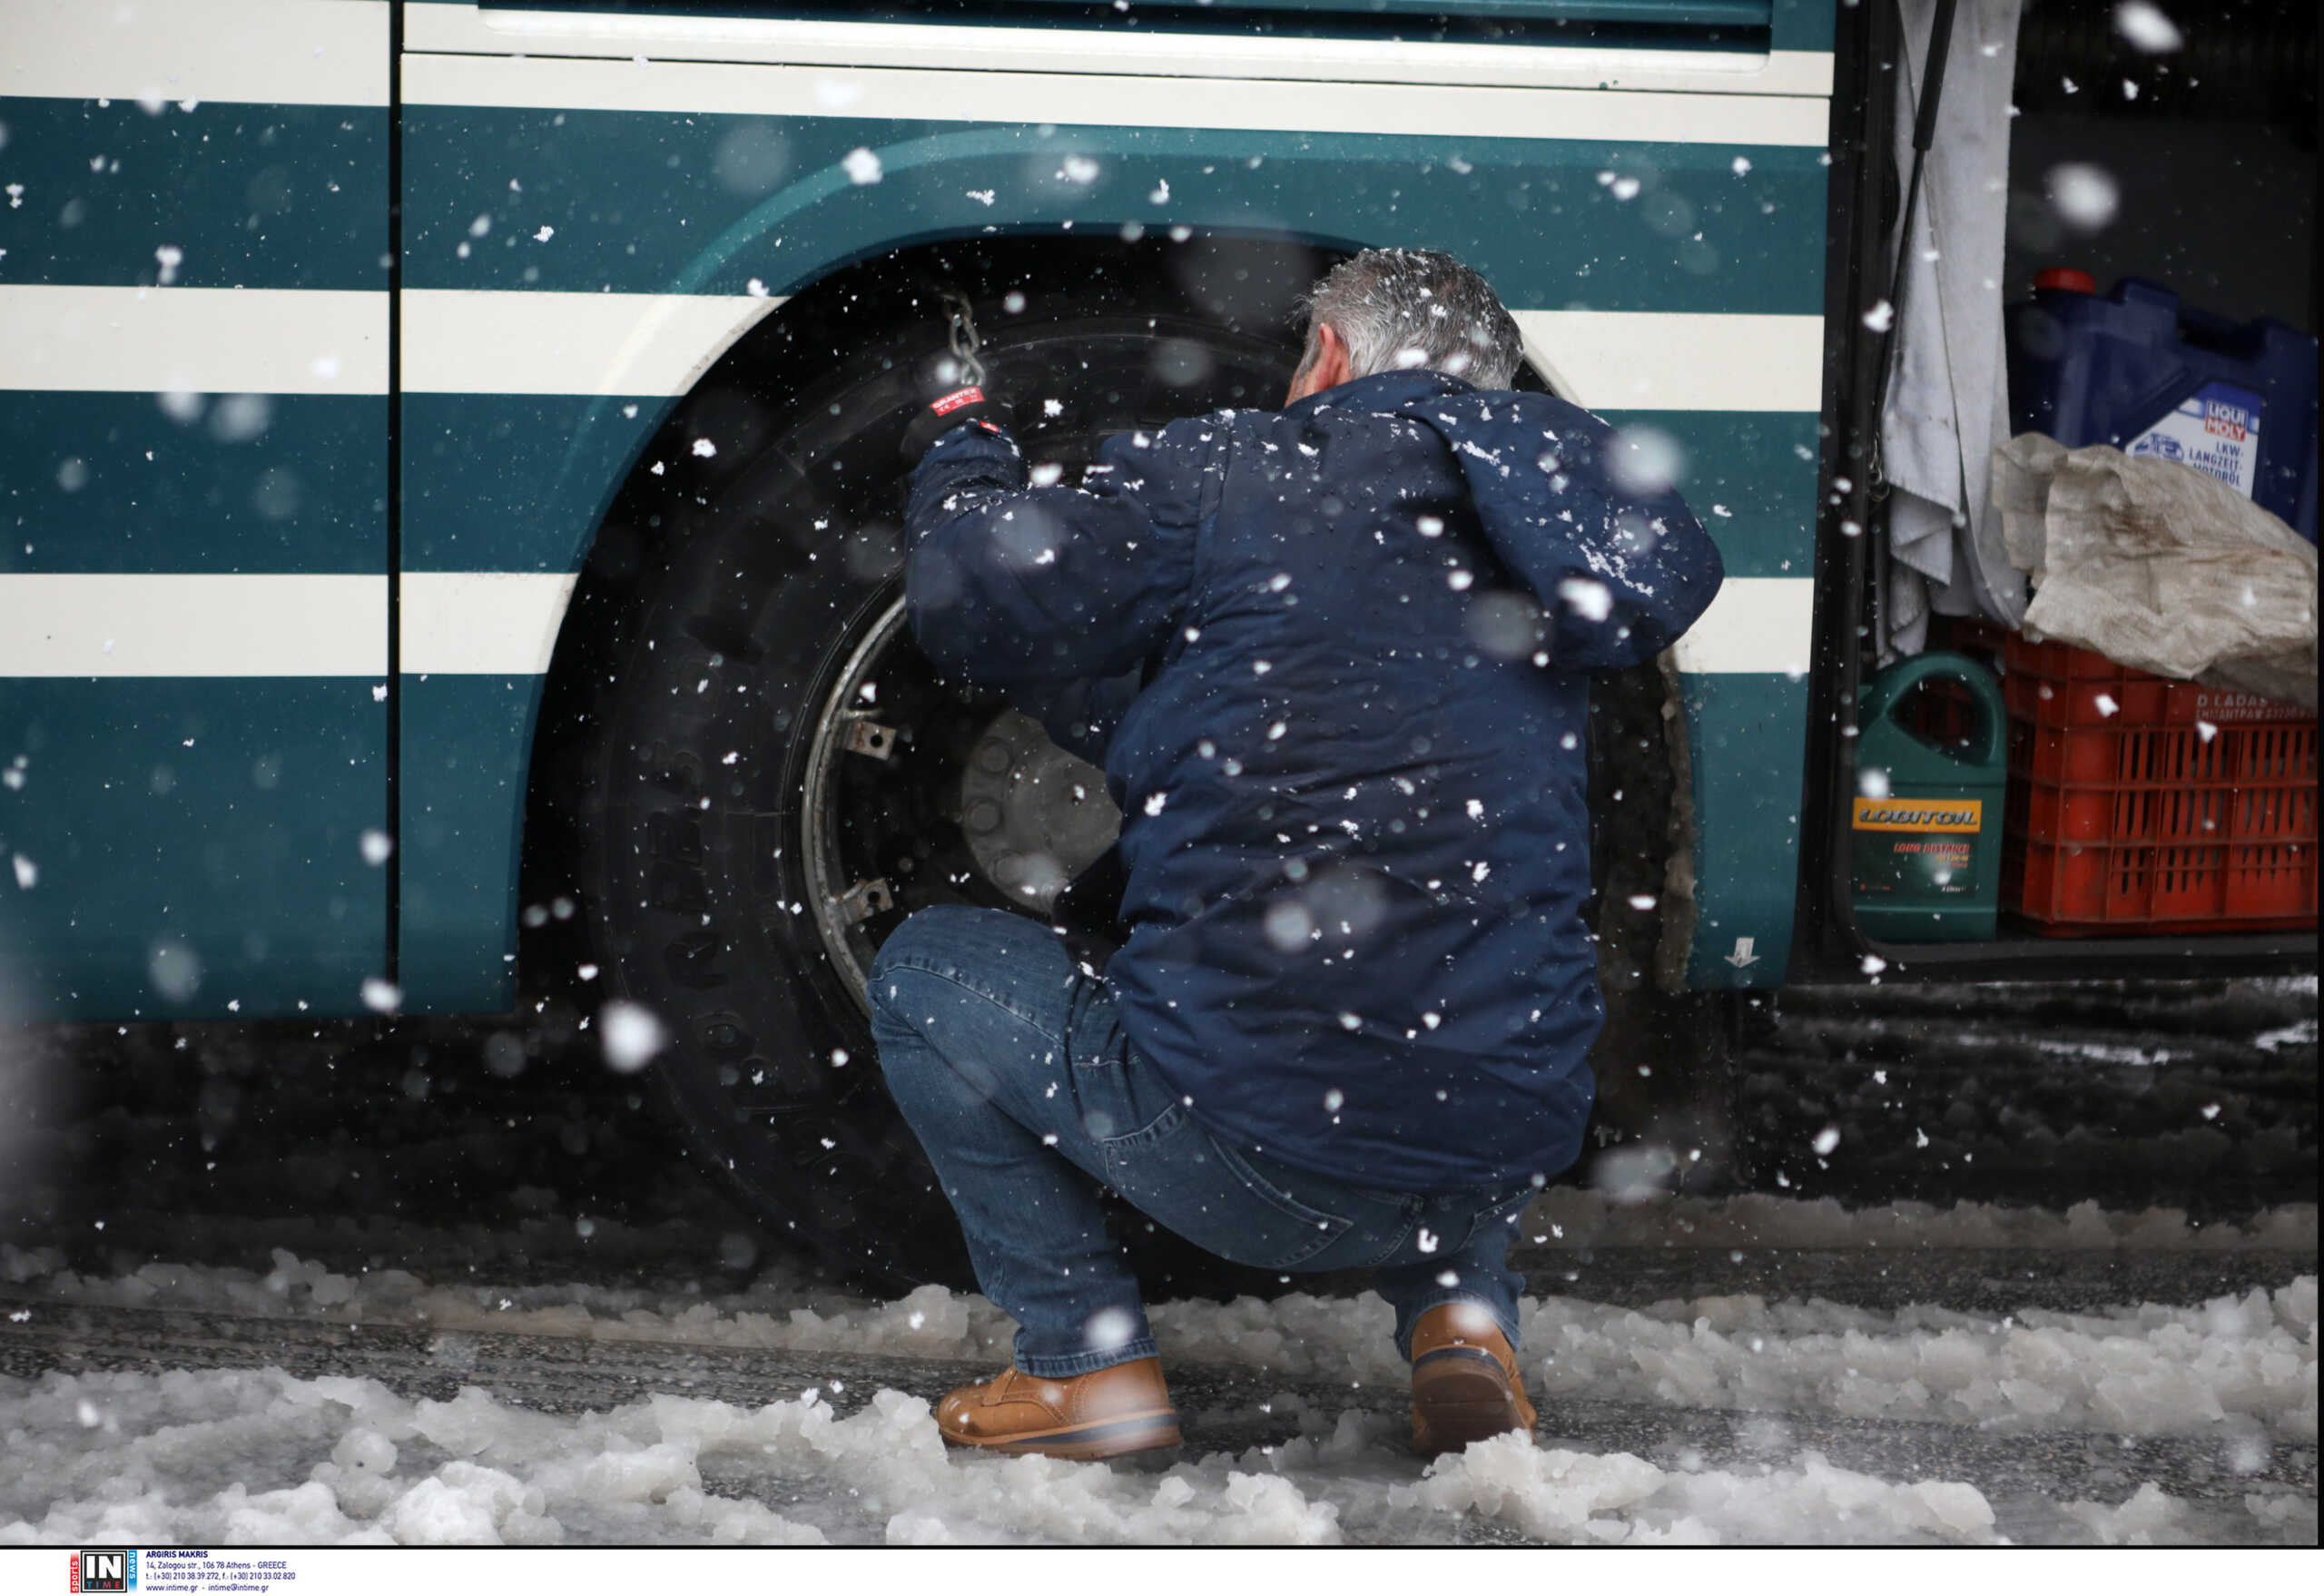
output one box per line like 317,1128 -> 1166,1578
870,248 -> 1724,1460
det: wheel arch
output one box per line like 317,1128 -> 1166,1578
421,221 -> 1603,1015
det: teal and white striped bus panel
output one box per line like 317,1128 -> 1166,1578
393,5 -> 1831,1006
0,0 -> 392,1023
1,0 -> 1832,1020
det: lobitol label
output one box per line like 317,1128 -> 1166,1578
1852,796 -> 1983,832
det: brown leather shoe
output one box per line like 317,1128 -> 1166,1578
1409,1303 -> 1538,1456
934,1356 -> 1182,1461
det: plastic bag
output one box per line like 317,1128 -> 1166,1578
1992,435 -> 2318,710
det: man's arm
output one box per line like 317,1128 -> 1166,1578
902,419 -> 1210,690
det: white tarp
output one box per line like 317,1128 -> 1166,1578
1881,0 -> 2030,658
1994,434 -> 2319,710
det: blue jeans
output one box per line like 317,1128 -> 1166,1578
869,904 -> 1533,1379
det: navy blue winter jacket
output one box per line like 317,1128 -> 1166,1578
903,369 -> 1723,1192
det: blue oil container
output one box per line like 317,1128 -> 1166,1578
2004,272 -> 2318,543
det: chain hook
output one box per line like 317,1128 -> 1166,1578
940,290 -> 986,389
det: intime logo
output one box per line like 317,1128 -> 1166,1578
70,1550 -> 135,1592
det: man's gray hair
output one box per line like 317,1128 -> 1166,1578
1298,248 -> 1526,390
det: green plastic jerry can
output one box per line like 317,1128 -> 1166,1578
1851,651 -> 2009,943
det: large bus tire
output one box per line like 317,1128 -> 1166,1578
560,285 -> 1302,1293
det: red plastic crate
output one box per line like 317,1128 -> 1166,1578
2000,635 -> 2318,934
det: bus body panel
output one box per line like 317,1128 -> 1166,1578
398,25 -> 1829,1009
0,0 -> 391,1022
0,0 -> 1829,1021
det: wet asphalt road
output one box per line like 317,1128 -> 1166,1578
3,976 -> 2311,1274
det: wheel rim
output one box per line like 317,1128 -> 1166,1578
797,594 -> 912,1010
796,592 -> 1119,1015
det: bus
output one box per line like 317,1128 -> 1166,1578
2,0 -> 2312,1286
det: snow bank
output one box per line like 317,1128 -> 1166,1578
5,1191 -> 2312,1547
1530,1277 -> 2318,1441
1395,1433 -> 1996,1545
5,1244 -> 2311,1443
0,1367 -> 1334,1546
4,1366 -> 2302,1547
1157,1275 -> 2320,1443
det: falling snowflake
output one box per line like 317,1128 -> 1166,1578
2113,2 -> 2183,54
601,1000 -> 666,1071
1556,576 -> 1613,621
2049,163 -> 2120,230
1085,1307 -> 1137,1349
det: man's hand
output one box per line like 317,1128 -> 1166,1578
901,382 -> 1014,459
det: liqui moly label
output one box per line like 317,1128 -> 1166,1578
2126,379 -> 2263,498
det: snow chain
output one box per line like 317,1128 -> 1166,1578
940,289 -> 987,390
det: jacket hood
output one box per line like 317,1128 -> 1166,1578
1342,373 -> 1724,671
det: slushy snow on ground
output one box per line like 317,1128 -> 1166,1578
1,1193 -> 2312,1545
